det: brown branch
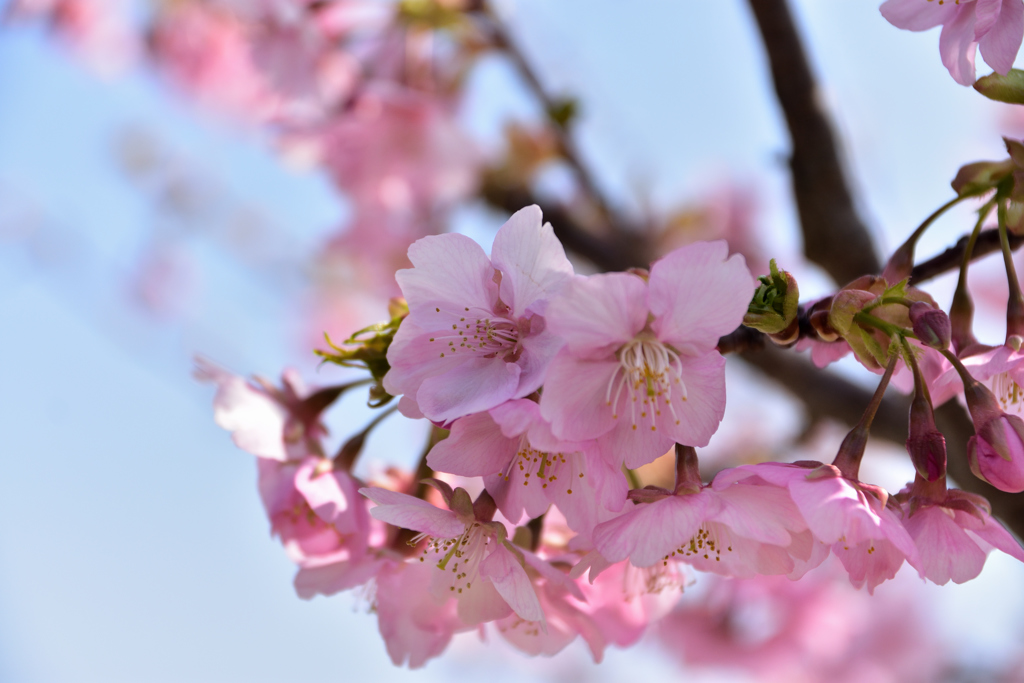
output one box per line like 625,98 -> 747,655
479,5 -> 628,233
741,346 -> 1024,540
747,0 -> 879,284
910,226 -> 1024,285
480,179 -> 651,271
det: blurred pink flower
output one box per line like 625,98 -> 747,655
540,241 -> 754,468
719,462 -> 920,592
881,0 -> 1024,86
384,205 -> 574,423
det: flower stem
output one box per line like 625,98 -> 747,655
883,195 -> 965,282
832,353 -> 899,480
997,198 -> 1024,341
951,200 -> 996,353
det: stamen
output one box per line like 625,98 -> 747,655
606,338 -> 688,431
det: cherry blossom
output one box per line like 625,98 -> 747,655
384,205 -> 574,423
360,484 -> 545,625
426,398 -> 627,538
540,241 -> 754,468
719,463 -> 920,592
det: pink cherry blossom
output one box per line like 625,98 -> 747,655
373,558 -> 472,668
591,475 -> 816,580
540,241 -> 755,468
901,488 -> 1024,584
195,359 -> 324,461
360,484 -> 545,625
881,0 -> 1024,86
657,561 -> 942,683
426,398 -> 627,538
259,456 -> 383,598
719,462 -> 920,592
384,206 -> 574,423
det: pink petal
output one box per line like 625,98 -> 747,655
710,484 -> 802,546
294,458 -> 366,536
514,327 -> 567,398
294,557 -> 384,599
209,372 -> 288,460
660,352 -> 728,451
540,354 -> 620,442
427,410 -> 519,477
957,509 -> 1024,563
480,543 -> 545,622
880,0 -> 959,31
979,0 -> 1024,74
490,205 -> 574,316
360,487 -> 466,538
940,5 -> 980,85
489,398 -> 542,439
789,476 -> 864,545
604,414 -> 676,470
649,240 -> 755,353
416,355 -> 521,423
904,505 -> 987,585
832,537 -> 905,594
593,494 -> 713,567
545,273 -> 648,355
397,232 -> 496,313
456,576 -> 514,625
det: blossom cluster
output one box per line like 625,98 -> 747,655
202,203 -> 1024,668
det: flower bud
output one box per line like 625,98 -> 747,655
950,158 -> 1014,198
743,259 -> 800,336
963,380 -> 1024,492
909,302 -> 951,350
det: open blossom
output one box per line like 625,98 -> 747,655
719,463 -> 920,592
261,456 -> 383,598
540,241 -> 754,468
901,486 -> 1024,584
590,473 -> 819,580
881,0 -> 1024,86
384,205 -> 574,423
373,558 -> 471,668
360,484 -> 544,626
426,398 -> 627,539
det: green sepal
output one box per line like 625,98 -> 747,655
743,259 -> 799,334
974,69 -> 1024,104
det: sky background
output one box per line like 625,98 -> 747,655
2,1 -> 1024,681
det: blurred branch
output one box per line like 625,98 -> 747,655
747,0 -> 879,284
480,178 -> 651,271
910,226 -> 1024,285
479,4 -> 630,234
741,346 -> 1024,540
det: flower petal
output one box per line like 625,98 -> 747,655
397,232 -> 496,312
546,273 -> 648,355
480,543 -> 545,622
416,356 -> 521,423
490,205 -> 574,316
360,487 -> 466,538
649,240 -> 755,352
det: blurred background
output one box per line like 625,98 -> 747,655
2,0 -> 1024,681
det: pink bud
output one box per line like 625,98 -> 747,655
969,415 -> 1024,493
909,302 -> 951,350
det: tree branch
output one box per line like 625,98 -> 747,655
741,346 -> 1024,540
747,0 -> 879,284
910,226 -> 1024,285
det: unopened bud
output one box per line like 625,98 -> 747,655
950,158 -> 1015,197
807,297 -> 839,342
743,259 -> 800,335
909,302 -> 951,350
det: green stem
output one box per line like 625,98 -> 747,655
832,353 -> 899,480
884,195 -> 966,282
853,311 -> 912,339
951,200 -> 996,352
997,197 -> 1024,340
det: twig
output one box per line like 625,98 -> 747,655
910,227 -> 1024,285
747,0 -> 879,284
479,4 -> 627,233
